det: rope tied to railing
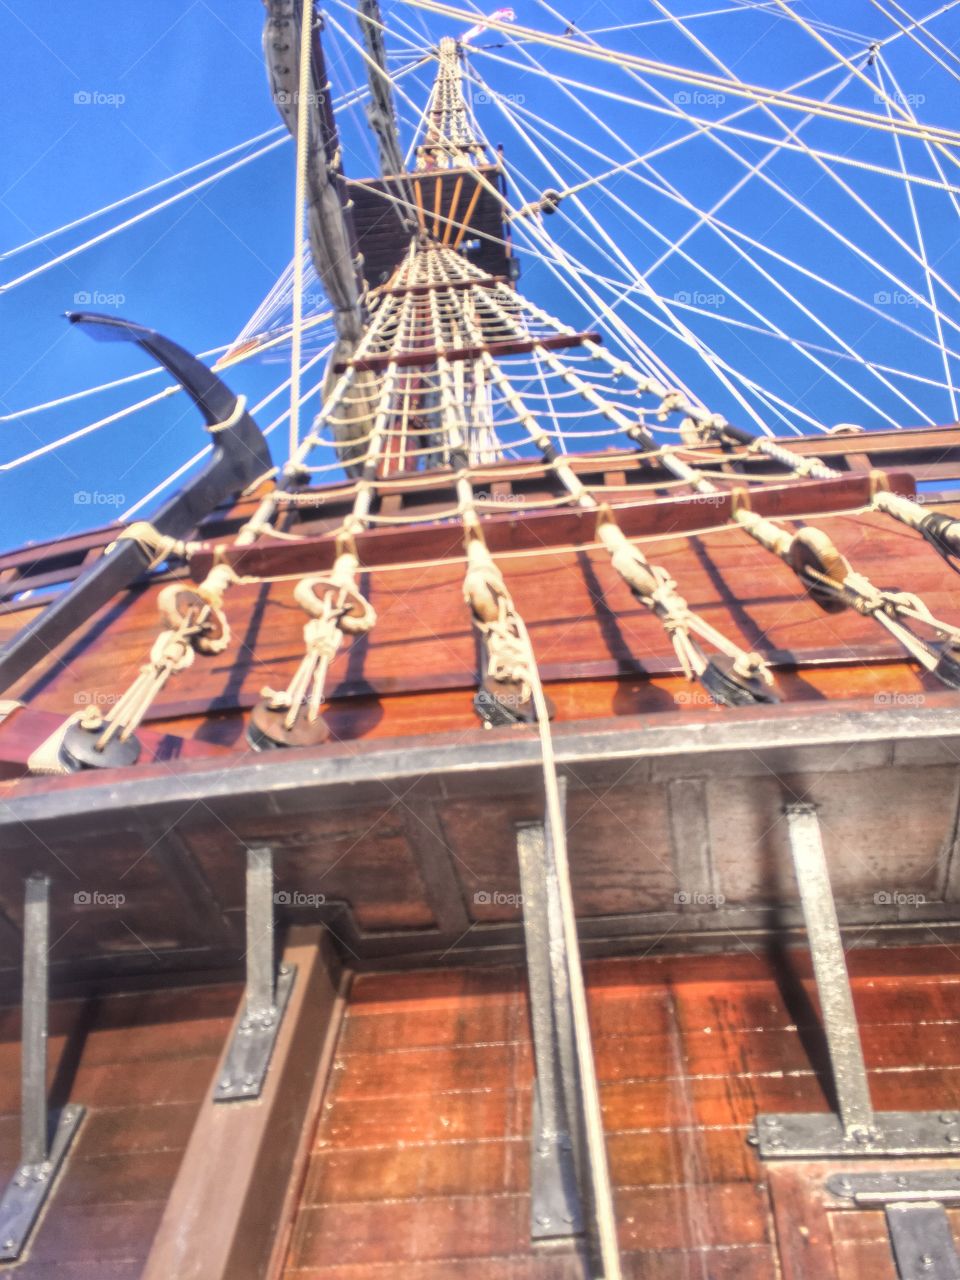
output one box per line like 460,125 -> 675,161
106,520 -> 200,569
462,521 -> 535,712
258,552 -> 377,738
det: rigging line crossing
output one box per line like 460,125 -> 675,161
520,36 -> 946,423
399,0 -> 960,149
875,59 -> 959,419
478,95 -> 804,434
483,53 -> 960,368
769,0 -> 960,177
0,126 -> 286,262
470,43 -> 960,197
472,67 -> 935,429
872,0 -> 960,73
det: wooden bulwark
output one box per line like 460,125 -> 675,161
142,929 -> 344,1280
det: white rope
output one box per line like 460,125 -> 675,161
2,136 -> 291,294
402,0 -> 960,148
1,127 -> 286,262
289,0 -> 315,465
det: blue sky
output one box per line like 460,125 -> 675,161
2,0 -> 960,551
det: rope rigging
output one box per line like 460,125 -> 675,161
20,0 -> 960,786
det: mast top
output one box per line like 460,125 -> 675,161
415,36 -> 489,171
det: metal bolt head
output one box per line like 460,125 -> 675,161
762,1117 -> 781,1129
940,1113 -> 956,1124
946,1130 -> 960,1144
921,1255 -> 935,1272
219,1078 -> 232,1090
535,1214 -> 551,1227
3,1239 -> 15,1252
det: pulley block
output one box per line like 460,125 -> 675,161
58,719 -> 141,772
700,654 -> 780,708
787,527 -> 850,613
247,698 -> 332,751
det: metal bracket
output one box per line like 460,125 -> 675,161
756,803 -> 881,1159
827,1171 -> 960,1204
755,1110 -> 960,1159
827,1172 -> 960,1279
214,847 -> 296,1102
0,876 -> 84,1263
516,787 -> 585,1243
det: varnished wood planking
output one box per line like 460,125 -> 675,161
0,982 -> 236,1278
9,492 -> 960,750
769,1160 -> 960,1280
281,1249 -> 778,1279
283,947 -> 960,1276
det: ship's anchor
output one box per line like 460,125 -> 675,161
736,507 -> 960,689
248,548 -> 376,750
0,313 -> 271,698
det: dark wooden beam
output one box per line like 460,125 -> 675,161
333,329 -> 601,373
191,470 -> 916,582
141,928 -> 346,1280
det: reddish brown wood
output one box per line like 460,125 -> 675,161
0,703 -> 230,779
143,929 -> 343,1280
273,946 -> 960,1277
333,330 -> 602,373
0,981 -> 237,1278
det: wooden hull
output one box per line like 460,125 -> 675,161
2,942 -> 958,1278
4,427 -> 960,1276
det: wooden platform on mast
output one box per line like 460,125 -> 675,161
347,163 -> 514,286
